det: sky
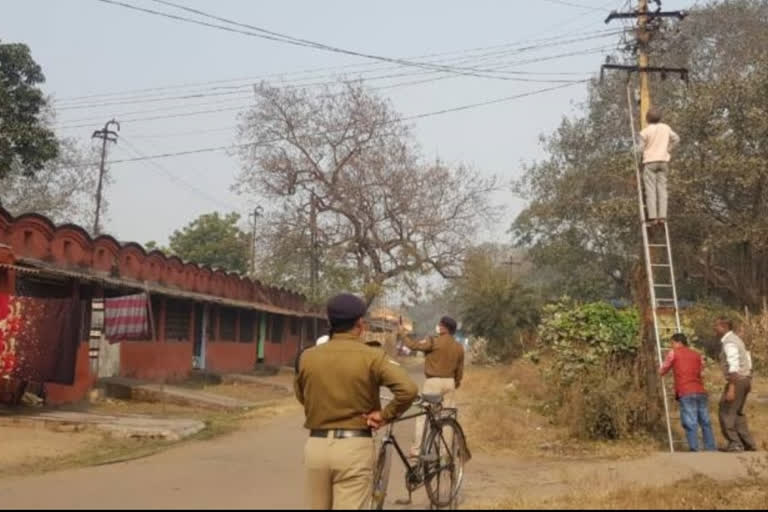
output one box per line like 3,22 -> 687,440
2,0 -> 692,247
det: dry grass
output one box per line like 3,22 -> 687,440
458,362 -> 658,459
481,476 -> 768,509
0,433 -> 174,479
188,381 -> 290,403
457,361 -> 557,456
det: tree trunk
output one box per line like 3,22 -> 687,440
630,261 -> 663,431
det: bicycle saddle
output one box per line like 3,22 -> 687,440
420,393 -> 443,404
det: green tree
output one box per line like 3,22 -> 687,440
513,0 -> 768,309
452,244 -> 540,359
0,42 -> 58,178
168,212 -> 250,273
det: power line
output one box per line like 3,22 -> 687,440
61,80 -> 587,166
56,45 -> 610,129
54,30 -> 618,111
118,135 -> 236,210
53,27 -> 620,105
94,0 -> 614,83
540,0 -> 607,11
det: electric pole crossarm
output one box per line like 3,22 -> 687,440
605,10 -> 687,23
601,64 -> 689,82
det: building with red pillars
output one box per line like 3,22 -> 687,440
0,208 -> 324,405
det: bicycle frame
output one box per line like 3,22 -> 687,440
378,403 -> 459,492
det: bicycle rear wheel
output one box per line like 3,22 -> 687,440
371,439 -> 392,510
423,417 -> 466,509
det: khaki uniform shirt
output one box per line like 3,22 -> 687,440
403,333 -> 465,388
294,332 -> 418,430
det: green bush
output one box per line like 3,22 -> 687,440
536,299 -> 650,440
538,299 -> 639,382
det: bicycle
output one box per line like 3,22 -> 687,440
371,393 -> 471,510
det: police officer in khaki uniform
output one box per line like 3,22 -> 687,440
400,316 -> 464,457
295,293 -> 418,510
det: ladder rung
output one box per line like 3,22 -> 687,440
648,244 -> 668,247
651,264 -> 671,267
654,284 -> 674,288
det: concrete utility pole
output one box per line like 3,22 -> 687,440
637,0 -> 651,128
602,0 -> 688,454
91,119 -> 120,235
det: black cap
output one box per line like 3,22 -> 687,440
326,293 -> 367,323
440,316 -> 457,334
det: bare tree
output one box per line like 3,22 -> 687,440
237,81 -> 499,302
0,137 -> 102,229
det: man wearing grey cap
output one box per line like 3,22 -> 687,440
294,293 -> 418,509
399,315 -> 465,457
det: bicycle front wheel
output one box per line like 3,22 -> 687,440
423,417 -> 466,509
371,439 -> 392,510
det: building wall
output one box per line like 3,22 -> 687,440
264,316 -> 302,367
206,343 -> 257,373
45,343 -> 95,405
120,341 -> 193,381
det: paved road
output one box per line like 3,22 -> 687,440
0,366 -> 433,510
1,411 -> 310,509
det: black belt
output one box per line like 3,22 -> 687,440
310,429 -> 372,439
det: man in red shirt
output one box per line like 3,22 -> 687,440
659,333 -> 716,451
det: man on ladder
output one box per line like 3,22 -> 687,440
639,108 -> 680,226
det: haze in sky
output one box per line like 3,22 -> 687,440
2,0 -> 690,246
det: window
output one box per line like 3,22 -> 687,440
165,299 -> 191,341
239,312 -> 255,343
271,314 -> 284,344
290,316 -> 300,336
220,308 -> 237,341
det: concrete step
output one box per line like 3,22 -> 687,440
0,410 -> 205,441
100,377 -> 256,411
219,374 -> 293,394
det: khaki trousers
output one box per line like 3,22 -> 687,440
643,162 -> 669,220
411,377 -> 456,456
718,377 -> 757,450
304,435 -> 374,510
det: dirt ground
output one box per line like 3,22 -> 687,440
1,365 -> 766,509
0,379 -> 295,479
0,425 -> 101,474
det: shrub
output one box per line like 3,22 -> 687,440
536,299 -> 650,440
538,299 -> 639,382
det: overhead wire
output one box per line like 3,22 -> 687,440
56,44 -> 611,129
93,0 -> 626,87
54,29 -> 619,111
60,80 -> 587,167
93,0 -> 567,81
53,26 -> 621,106
118,135 -> 239,211
539,0 -> 608,11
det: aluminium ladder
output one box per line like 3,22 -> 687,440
627,85 -> 682,453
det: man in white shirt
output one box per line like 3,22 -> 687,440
639,109 -> 680,226
714,317 -> 757,452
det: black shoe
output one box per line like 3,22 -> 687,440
744,445 -> 758,452
719,443 -> 745,453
